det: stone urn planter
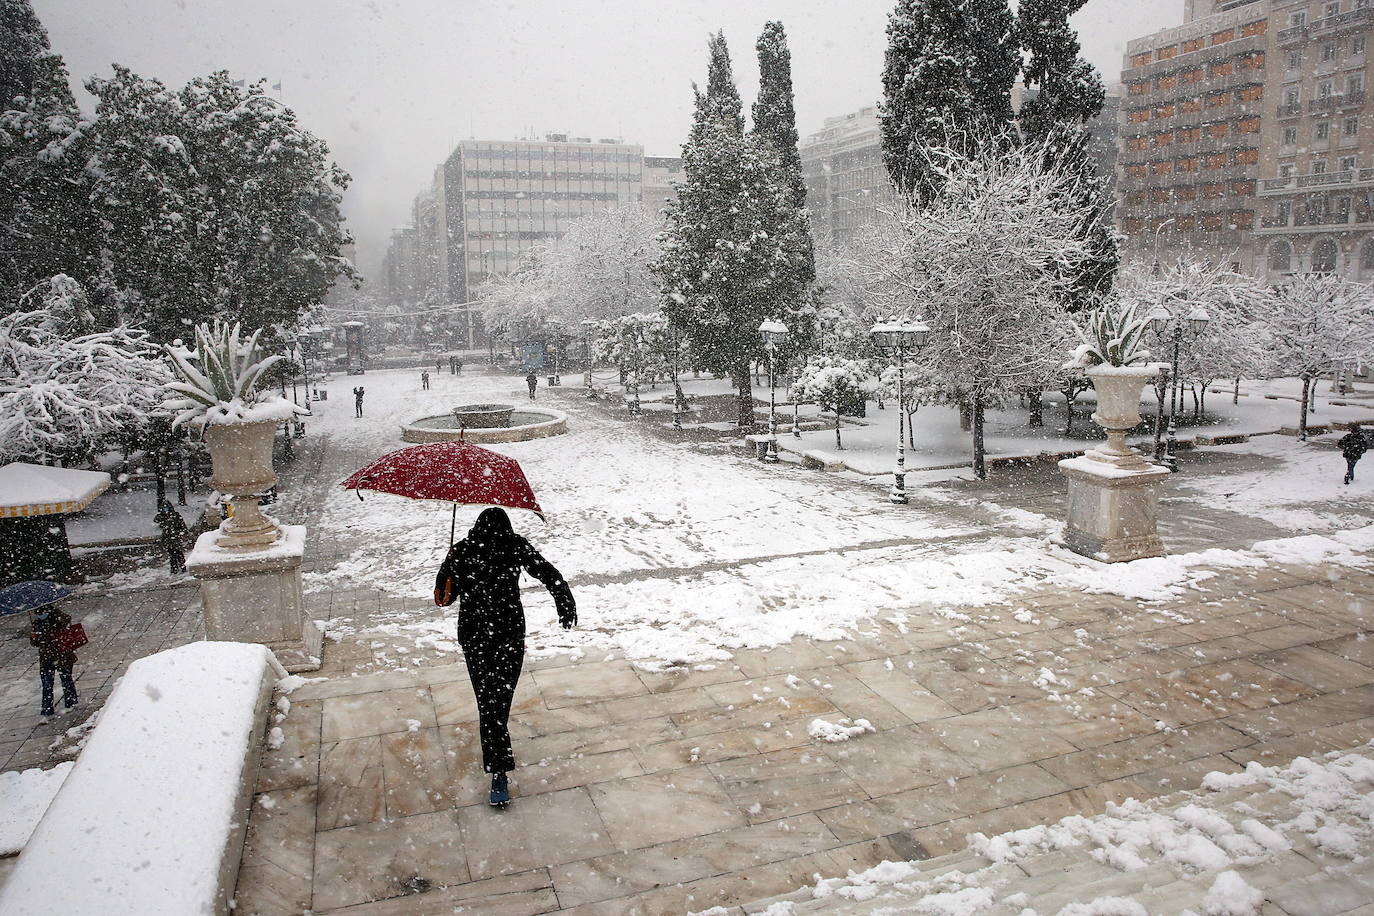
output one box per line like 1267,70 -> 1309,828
203,419 -> 280,549
1085,364 -> 1158,468
453,403 -> 515,429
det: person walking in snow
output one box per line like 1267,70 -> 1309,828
421,370 -> 430,391
433,508 -> 576,807
155,500 -> 190,573
30,601 -> 79,717
525,371 -> 538,401
1339,424 -> 1369,484
353,385 -> 365,418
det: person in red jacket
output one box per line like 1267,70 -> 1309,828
31,603 -> 79,717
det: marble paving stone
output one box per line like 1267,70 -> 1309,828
919,707 -> 1078,769
257,698 -> 322,793
1039,718 -> 1254,789
824,723 -> 974,797
632,721 -> 812,773
521,715 -> 682,761
550,814 -> 837,908
730,640 -> 840,678
236,784 -> 317,915
318,735 -> 385,830
589,765 -> 748,849
435,722 -> 490,808
531,659 -> 648,708
1252,644 -> 1374,692
314,870 -> 556,916
1224,716 -> 1374,767
431,676 -> 542,727
312,810 -> 470,912
842,659 -> 963,723
1317,633 -> 1374,668
806,664 -> 918,730
710,745 -> 866,824
320,686 -> 438,742
1245,623 -> 1336,651
514,747 -> 643,796
1172,635 -> 1271,665
507,700 -> 612,739
1221,685 -> 1374,740
669,690 -> 838,739
458,786 -> 615,879
1015,695 -> 1160,749
599,685 -> 718,724
380,727 -> 452,818
632,661 -> 748,695
1100,676 -> 1223,728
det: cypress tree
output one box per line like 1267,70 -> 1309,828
1018,0 -> 1118,306
0,0 -> 63,108
879,0 -> 1019,202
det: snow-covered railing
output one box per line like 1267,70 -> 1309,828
0,643 -> 281,915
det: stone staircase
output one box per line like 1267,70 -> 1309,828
727,745 -> 1374,916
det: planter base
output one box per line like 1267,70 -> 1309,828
1059,456 -> 1169,564
186,525 -> 322,672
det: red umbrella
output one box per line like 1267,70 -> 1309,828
341,440 -> 544,542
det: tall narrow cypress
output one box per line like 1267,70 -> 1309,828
751,21 -> 815,290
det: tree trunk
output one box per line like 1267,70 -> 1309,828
1308,377 -> 1319,414
1299,373 -> 1312,441
1027,389 -> 1044,428
1191,384 -> 1200,418
972,400 -> 987,479
1233,377 -> 1241,405
1063,383 -> 1078,436
907,410 -> 916,449
959,403 -> 972,432
736,367 -> 756,433
834,410 -> 843,450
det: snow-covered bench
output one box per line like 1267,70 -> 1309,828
801,449 -> 845,472
1194,432 -> 1250,446
0,642 -> 281,915
744,433 -> 775,459
1280,424 -> 1330,437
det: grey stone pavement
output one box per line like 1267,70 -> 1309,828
2,373 -> 1373,914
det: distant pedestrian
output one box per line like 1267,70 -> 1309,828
455,358 -> 463,375
155,500 -> 190,573
525,372 -> 537,401
433,508 -> 575,808
1339,424 -> 1369,484
421,370 -> 430,391
437,358 -> 444,375
353,385 -> 365,418
31,600 -> 79,717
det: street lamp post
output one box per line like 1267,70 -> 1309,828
1148,306 -> 1210,471
582,319 -> 596,399
672,332 -> 686,431
629,326 -> 643,417
759,320 -> 789,463
870,317 -> 931,504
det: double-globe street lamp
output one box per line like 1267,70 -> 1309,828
581,319 -> 597,399
1147,305 -> 1211,470
759,319 -> 789,463
869,318 -> 932,505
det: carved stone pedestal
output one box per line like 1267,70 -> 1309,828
186,524 -> 322,672
1059,454 -> 1169,563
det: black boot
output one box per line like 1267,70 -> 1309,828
489,772 -> 510,807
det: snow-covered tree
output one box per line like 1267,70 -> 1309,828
880,0 -> 1019,202
0,275 -> 168,463
792,358 -> 870,449
751,20 -> 814,289
657,32 -> 812,432
881,142 -> 1095,477
84,68 -> 356,340
1017,0 -> 1117,309
1248,274 -> 1374,439
545,205 -> 662,321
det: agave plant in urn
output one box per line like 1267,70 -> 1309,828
1064,302 -> 1160,471
165,321 -> 306,548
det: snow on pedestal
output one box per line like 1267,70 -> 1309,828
186,524 -> 322,672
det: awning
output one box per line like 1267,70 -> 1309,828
0,463 -> 112,518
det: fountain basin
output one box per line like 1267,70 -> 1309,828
401,408 -> 568,444
452,403 -> 516,428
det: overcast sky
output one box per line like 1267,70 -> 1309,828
36,0 -> 1185,278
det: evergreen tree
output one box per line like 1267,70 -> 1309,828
751,20 -> 816,296
1018,0 -> 1118,307
879,0 -> 1019,202
657,33 -> 812,432
0,0 -> 93,307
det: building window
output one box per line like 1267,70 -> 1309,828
1356,36 -> 1368,55
1361,238 -> 1374,273
1319,80 -> 1335,98
1283,126 -> 1299,146
1285,87 -> 1302,106
1349,74 -> 1365,95
1277,202 -> 1292,224
1288,50 -> 1302,69
1342,156 -> 1358,171
1323,43 -> 1338,62
1317,122 -> 1332,140
1291,12 -> 1307,27
1313,238 -> 1339,273
1325,1 -> 1341,16
1345,116 -> 1361,136
1269,241 -> 1293,274
1280,163 -> 1296,177
1314,160 -> 1329,174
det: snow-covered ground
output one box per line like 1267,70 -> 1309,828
300,368 -> 1374,669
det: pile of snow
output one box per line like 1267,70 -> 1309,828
0,642 -> 281,915
0,763 -> 73,856
747,746 -> 1374,915
807,717 -> 875,743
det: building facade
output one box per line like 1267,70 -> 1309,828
642,156 -> 683,215
1118,0 -> 1374,278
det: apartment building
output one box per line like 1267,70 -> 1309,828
1116,2 -> 1270,269
1256,0 -> 1374,279
642,156 -> 683,215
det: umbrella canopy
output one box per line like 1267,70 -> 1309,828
340,440 -> 544,519
0,580 -> 73,617
0,463 -> 110,518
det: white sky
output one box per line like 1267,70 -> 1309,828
36,0 -> 1185,277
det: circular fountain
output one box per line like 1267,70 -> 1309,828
402,402 -> 568,444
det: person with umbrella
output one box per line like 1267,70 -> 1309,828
434,508 -> 575,807
155,500 -> 190,573
0,581 -> 80,717
1339,423 -> 1369,485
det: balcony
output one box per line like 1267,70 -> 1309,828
1310,95 -> 1342,113
1260,168 -> 1370,196
1310,6 -> 1374,38
1342,90 -> 1368,108
1278,102 -> 1304,118
1278,25 -> 1308,45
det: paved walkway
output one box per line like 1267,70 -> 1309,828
234,554 -> 1373,914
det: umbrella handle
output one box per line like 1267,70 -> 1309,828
450,503 -> 457,545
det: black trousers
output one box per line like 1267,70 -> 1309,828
40,658 -> 76,712
1347,456 -> 1361,482
461,637 -> 524,773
